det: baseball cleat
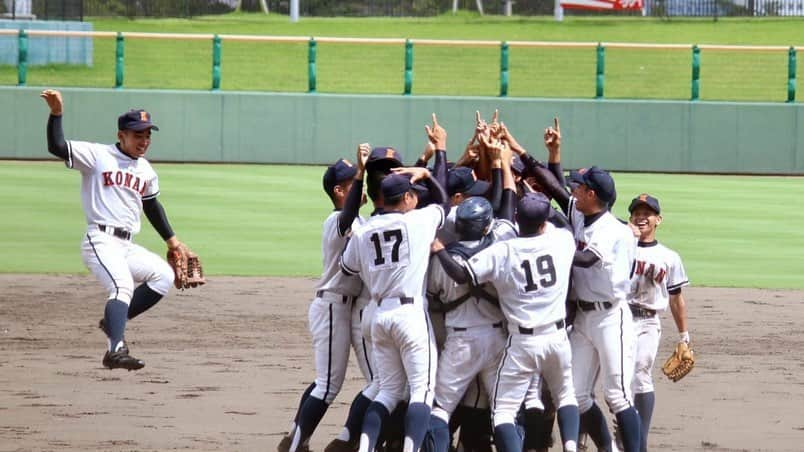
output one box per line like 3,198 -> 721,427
102,346 -> 145,371
324,438 -> 358,452
277,434 -> 292,452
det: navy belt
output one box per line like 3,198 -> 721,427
629,304 -> 657,318
98,225 -> 131,241
518,319 -> 565,334
577,300 -> 613,311
378,296 -> 414,307
452,321 -> 503,332
315,290 -> 353,304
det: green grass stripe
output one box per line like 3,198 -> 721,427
2,161 -> 802,289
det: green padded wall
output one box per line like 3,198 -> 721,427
3,86 -> 802,174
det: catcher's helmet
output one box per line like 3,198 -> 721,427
455,196 -> 493,241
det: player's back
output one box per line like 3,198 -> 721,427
468,225 -> 575,329
343,204 -> 444,303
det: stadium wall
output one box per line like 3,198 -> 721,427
3,86 -> 802,174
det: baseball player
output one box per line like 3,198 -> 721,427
425,139 -> 518,452
279,147 -> 370,452
340,164 -> 449,452
627,194 -> 690,452
40,89 -> 191,371
433,192 -> 580,452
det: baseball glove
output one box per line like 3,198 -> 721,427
167,243 -> 206,290
662,341 -> 695,382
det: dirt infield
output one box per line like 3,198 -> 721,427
1,275 -> 803,451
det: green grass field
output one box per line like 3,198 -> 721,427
3,160 -> 802,289
2,14 -> 804,101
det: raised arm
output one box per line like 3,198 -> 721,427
40,89 -> 68,160
337,143 -> 369,236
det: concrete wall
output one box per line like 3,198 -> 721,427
3,86 -> 802,174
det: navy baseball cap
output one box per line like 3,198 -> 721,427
516,192 -> 552,225
380,173 -> 413,202
511,155 -> 526,175
580,166 -> 616,205
322,159 -> 358,196
366,147 -> 403,170
118,109 -> 159,131
567,168 -> 588,187
628,193 -> 661,214
447,166 -> 490,197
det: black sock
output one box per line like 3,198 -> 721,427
104,299 -> 128,351
344,391 -> 373,442
634,392 -> 655,452
128,283 -> 164,320
294,383 -> 316,424
580,402 -> 612,451
295,395 -> 329,450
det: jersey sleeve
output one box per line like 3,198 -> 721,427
492,219 -> 518,241
410,204 -> 446,237
340,234 -> 361,276
465,242 -> 505,287
65,140 -> 98,172
666,249 -> 690,292
141,167 -> 160,200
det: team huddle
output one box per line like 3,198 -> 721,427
37,89 -> 691,452
279,112 -> 692,452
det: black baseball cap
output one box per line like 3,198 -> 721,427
447,166 -> 490,197
511,155 -> 526,175
567,168 -> 588,187
580,166 -> 616,205
322,159 -> 358,196
516,192 -> 551,225
380,173 -> 413,202
628,193 -> 661,214
366,147 -> 403,171
118,109 -> 159,131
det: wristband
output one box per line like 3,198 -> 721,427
679,331 -> 690,343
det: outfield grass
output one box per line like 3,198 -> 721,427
3,160 -> 802,289
1,14 -> 804,101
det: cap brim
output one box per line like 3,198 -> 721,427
127,123 -> 159,132
628,199 -> 659,214
465,180 -> 490,196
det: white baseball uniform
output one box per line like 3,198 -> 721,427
628,241 -> 689,394
340,204 -> 444,411
566,197 -> 637,415
308,211 -> 366,404
426,220 -> 517,423
464,224 -> 578,427
67,140 -> 173,306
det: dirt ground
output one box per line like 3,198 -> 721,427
1,275 -> 803,452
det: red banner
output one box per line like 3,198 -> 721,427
560,0 -> 643,10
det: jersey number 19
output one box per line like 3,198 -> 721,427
521,255 -> 556,292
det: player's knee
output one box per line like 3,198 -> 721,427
576,393 -> 593,413
492,409 -> 517,427
374,391 -> 402,412
112,283 -> 134,305
603,388 -> 633,414
148,260 -> 174,295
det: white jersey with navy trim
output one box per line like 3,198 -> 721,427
341,204 -> 444,302
567,197 -> 636,303
629,241 -> 689,311
315,211 -> 365,297
67,140 -> 159,235
427,219 -> 517,328
465,224 -> 576,329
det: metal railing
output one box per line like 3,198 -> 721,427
0,28 -> 800,101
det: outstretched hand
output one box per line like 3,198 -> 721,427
425,113 -> 447,150
40,89 -> 64,116
391,166 -> 431,184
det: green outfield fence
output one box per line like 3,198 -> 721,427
1,28 -> 801,102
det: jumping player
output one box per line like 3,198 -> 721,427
279,146 -> 370,452
40,89 -> 190,371
627,194 -> 690,452
340,164 -> 449,452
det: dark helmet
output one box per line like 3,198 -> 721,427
455,196 -> 493,241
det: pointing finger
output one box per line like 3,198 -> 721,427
554,117 -> 560,132
431,113 -> 439,128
